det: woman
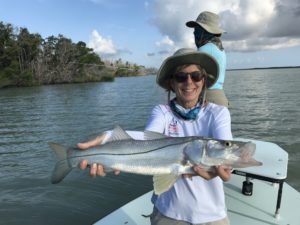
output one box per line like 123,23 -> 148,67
186,11 -> 229,107
78,48 -> 232,225
145,48 -> 232,225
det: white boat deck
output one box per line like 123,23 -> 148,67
94,137 -> 300,225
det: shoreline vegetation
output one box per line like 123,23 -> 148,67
0,21 -> 157,89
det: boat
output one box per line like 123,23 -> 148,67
94,133 -> 300,225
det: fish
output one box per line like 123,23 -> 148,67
49,126 -> 262,194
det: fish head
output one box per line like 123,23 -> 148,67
183,139 -> 249,164
183,139 -> 262,169
205,140 -> 262,168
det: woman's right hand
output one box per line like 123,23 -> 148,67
192,165 -> 231,181
77,133 -> 120,177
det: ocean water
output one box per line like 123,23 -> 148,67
0,68 -> 299,224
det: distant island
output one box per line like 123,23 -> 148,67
0,21 -> 157,88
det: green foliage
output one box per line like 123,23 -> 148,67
114,65 -> 146,77
115,67 -> 130,77
0,21 -> 110,88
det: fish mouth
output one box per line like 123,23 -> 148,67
233,142 -> 262,167
239,142 -> 261,164
243,142 -> 256,154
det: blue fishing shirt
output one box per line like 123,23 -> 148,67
198,43 -> 226,90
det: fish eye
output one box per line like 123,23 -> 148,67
224,141 -> 232,147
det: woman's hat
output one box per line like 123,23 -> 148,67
186,11 -> 225,34
156,48 -> 219,90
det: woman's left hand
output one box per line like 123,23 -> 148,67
77,133 -> 121,177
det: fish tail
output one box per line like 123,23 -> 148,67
49,142 -> 72,184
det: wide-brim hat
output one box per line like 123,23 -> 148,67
186,11 -> 225,34
156,48 -> 219,90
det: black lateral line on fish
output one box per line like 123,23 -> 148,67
68,140 -> 195,161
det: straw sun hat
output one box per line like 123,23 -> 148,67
156,48 -> 219,90
186,11 -> 225,34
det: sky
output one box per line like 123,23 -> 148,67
1,0 -> 300,69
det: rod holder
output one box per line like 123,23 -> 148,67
242,177 -> 253,196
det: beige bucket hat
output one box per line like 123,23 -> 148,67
186,11 -> 225,34
156,48 -> 219,90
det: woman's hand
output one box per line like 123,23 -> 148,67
76,133 -> 120,177
192,165 -> 231,181
192,165 -> 216,180
215,165 -> 231,182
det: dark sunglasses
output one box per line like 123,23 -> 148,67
172,71 -> 205,83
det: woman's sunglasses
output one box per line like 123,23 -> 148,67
172,71 -> 205,83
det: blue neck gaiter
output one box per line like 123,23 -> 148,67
170,99 -> 200,121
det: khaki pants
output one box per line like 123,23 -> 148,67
150,208 -> 230,225
206,89 -> 229,108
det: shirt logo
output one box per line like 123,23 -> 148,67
168,118 -> 179,136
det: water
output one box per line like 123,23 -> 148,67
0,68 -> 299,224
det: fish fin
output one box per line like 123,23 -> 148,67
144,131 -> 168,140
153,174 -> 178,195
107,126 -> 133,142
49,142 -> 72,184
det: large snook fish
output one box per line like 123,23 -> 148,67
49,126 -> 262,194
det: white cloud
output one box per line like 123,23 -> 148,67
155,35 -> 175,47
88,30 -> 117,56
150,0 -> 233,47
149,0 -> 300,53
